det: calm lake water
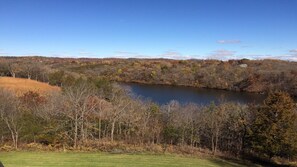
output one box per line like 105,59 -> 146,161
121,83 -> 267,105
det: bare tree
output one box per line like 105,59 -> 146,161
0,89 -> 23,149
200,103 -> 225,155
6,60 -> 20,78
62,81 -> 97,148
108,85 -> 132,142
92,98 -> 112,140
44,81 -> 99,148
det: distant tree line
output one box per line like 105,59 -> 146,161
1,57 -> 297,97
0,77 -> 296,164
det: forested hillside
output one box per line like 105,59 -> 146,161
0,57 -> 297,166
0,77 -> 296,166
0,57 -> 296,96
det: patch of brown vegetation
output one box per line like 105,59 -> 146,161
0,77 -> 60,96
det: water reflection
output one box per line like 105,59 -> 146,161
121,83 -> 267,105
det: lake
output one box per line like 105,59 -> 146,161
121,83 -> 267,105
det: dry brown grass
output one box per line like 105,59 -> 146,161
0,77 -> 60,95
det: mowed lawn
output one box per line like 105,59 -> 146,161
0,152 -> 248,167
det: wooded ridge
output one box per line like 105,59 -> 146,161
0,56 -> 296,97
0,57 -> 297,166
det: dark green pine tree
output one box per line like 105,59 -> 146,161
250,91 -> 297,158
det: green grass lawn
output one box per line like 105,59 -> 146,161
0,152 -> 249,167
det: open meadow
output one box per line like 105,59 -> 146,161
0,152 -> 248,167
0,77 -> 60,95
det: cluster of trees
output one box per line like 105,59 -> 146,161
0,58 -> 49,82
1,56 -> 297,97
0,78 -> 296,162
70,58 -> 297,96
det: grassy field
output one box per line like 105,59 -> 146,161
0,152 -> 249,167
0,77 -> 60,95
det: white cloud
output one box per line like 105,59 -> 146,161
109,51 -> 145,59
209,49 -> 236,60
105,51 -> 197,60
154,51 -> 199,60
217,40 -> 241,44
235,49 -> 297,61
1,48 -> 296,62
159,51 -> 194,60
277,49 -> 297,61
238,54 -> 270,60
266,49 -> 297,61
237,54 -> 297,62
274,55 -> 297,61
268,55 -> 297,61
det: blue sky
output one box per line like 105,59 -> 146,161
0,0 -> 296,60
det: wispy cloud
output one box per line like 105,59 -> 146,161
289,49 -> 297,55
273,55 -> 297,61
110,51 -> 144,58
49,52 -> 73,58
106,50 -> 196,60
0,49 -> 10,55
277,49 -> 297,61
159,51 -> 194,59
241,45 -> 252,48
209,49 -> 236,60
79,51 -> 92,55
217,40 -> 241,44
239,54 -> 273,60
114,51 -> 139,56
263,55 -> 297,61
238,53 -> 297,62
21,52 -> 41,56
47,50 -> 100,58
78,51 -> 99,58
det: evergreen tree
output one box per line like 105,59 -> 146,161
250,91 -> 297,158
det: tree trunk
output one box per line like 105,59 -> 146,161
10,131 -> 16,148
74,113 -> 78,148
81,115 -> 85,145
98,118 -> 101,139
4,119 -> 17,149
181,128 -> 185,146
190,125 -> 194,147
214,131 -> 218,155
15,131 -> 18,149
119,122 -> 122,135
81,123 -> 84,145
211,134 -> 215,154
111,120 -> 115,142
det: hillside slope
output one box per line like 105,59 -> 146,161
1,57 -> 297,96
0,77 -> 60,95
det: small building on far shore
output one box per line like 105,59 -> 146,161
239,64 -> 248,68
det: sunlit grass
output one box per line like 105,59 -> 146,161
0,77 -> 60,95
0,151 -> 248,167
